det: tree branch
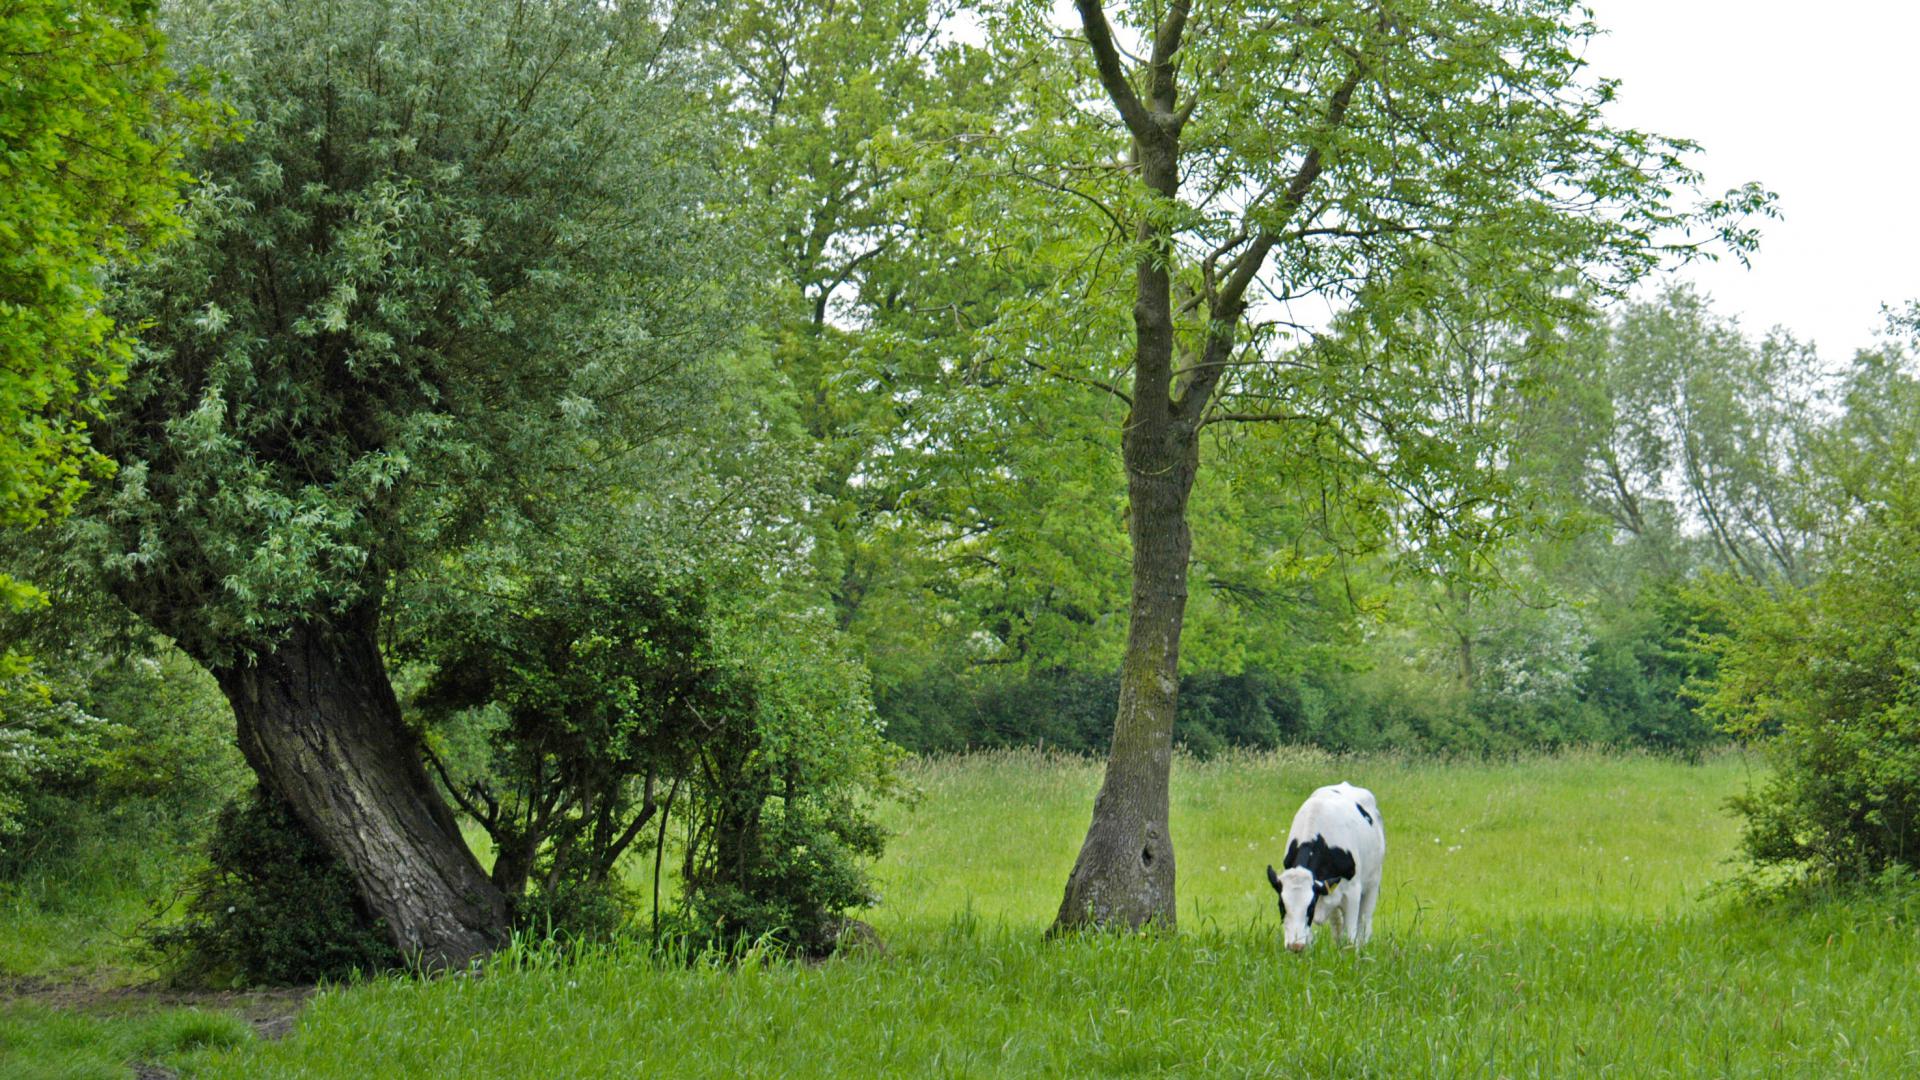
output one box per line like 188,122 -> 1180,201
1074,0 -> 1156,139
1020,355 -> 1133,406
1148,1 -> 1192,111
1173,61 -> 1368,423
425,743 -> 496,835
1211,64 -> 1366,322
602,768 -> 662,871
1002,167 -> 1128,238
1202,410 -> 1312,427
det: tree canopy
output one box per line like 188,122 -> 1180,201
887,0 -> 1771,931
89,0 -> 742,664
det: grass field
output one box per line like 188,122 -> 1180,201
7,749 -> 1920,1077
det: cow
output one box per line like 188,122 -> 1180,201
1265,781 -> 1384,952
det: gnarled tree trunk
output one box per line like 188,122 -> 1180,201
213,610 -> 509,969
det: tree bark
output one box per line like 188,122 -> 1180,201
1053,0 -> 1198,934
1054,417 -> 1198,931
212,610 -> 509,970
1053,0 -> 1329,933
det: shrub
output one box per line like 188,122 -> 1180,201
0,647 -> 244,879
675,599 -> 897,957
409,561 -> 898,955
1574,583 -> 1724,757
0,671 -> 109,871
1705,550 -> 1920,880
679,790 -> 886,958
151,790 -> 398,986
1701,353 -> 1920,881
516,877 -> 637,945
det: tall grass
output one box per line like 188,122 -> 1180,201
0,1005 -> 250,1080
179,894 -> 1919,1077
13,749 -> 1920,1077
873,747 -> 1753,933
166,748 -> 1919,1077
0,814 -> 190,980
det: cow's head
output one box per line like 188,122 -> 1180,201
1266,864 -> 1328,952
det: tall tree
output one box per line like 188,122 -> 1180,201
717,3 -> 1158,714
1604,289 -> 1821,584
944,0 -> 1762,931
80,0 -> 738,967
716,0 -> 1029,646
0,0 -> 198,617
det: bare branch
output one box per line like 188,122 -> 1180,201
1020,355 -> 1133,406
1202,410 -> 1312,427
1073,0 -> 1156,139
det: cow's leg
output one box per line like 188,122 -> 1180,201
1356,882 -> 1380,947
1341,888 -> 1363,945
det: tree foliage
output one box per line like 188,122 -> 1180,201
1704,316 -> 1920,881
0,0 -> 202,614
0,642 -> 243,875
86,0 -> 737,663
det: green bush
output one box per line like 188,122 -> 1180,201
678,791 -> 886,958
1705,543 -> 1920,880
151,790 -> 399,986
0,647 -> 244,879
516,877 -> 638,945
1702,352 -> 1920,882
1573,584 -> 1724,757
675,602 -> 898,958
0,673 -> 107,870
409,560 -> 898,956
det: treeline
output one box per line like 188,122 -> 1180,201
866,287 -> 1860,763
882,587 -> 1717,759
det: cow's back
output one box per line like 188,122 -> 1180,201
1286,781 -> 1385,881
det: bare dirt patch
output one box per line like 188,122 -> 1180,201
0,973 -> 313,1040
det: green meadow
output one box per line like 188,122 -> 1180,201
7,750 -> 1919,1078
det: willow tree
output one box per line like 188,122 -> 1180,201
83,0 -> 737,967
946,0 -> 1765,931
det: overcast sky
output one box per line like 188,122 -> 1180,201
1584,1 -> 1920,361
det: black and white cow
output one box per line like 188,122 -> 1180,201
1265,781 -> 1384,951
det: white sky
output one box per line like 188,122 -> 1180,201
1584,1 -> 1920,361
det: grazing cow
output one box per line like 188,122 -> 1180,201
1265,782 -> 1384,952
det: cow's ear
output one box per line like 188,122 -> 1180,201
1312,879 -> 1329,896
1266,864 -> 1282,893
